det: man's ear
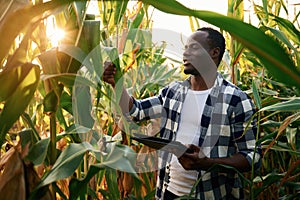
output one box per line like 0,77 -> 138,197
210,47 -> 220,60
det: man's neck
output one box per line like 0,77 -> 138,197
190,73 -> 216,91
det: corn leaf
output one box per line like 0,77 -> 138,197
260,98 -> 300,111
113,0 -> 128,25
37,142 -> 136,189
41,73 -> 97,88
252,80 -> 262,109
141,0 -> 300,88
0,64 -> 32,102
0,0 -> 30,29
69,143 -> 138,199
0,0 -> 78,67
37,142 -> 94,188
0,147 -> 26,199
273,15 -> 300,45
25,138 -> 50,165
0,63 -> 40,146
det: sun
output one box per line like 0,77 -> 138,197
53,29 -> 65,41
47,28 -> 65,46
45,17 -> 65,47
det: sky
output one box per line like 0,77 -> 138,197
150,0 -> 228,61
151,0 -> 228,36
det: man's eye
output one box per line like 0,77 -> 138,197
183,44 -> 200,50
191,44 -> 199,49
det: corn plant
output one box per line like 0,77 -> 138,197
0,0 -> 300,199
0,0 -> 140,199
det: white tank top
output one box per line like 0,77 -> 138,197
168,88 -> 211,196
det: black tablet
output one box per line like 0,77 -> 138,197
130,133 -> 193,154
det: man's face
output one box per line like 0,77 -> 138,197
183,31 -> 217,77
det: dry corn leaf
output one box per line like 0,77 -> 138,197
0,147 -> 52,200
136,145 -> 158,173
122,172 -> 134,197
24,162 -> 52,200
0,147 -> 26,200
264,112 -> 300,154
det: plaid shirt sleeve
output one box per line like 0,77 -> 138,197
230,89 -> 261,170
128,86 -> 170,121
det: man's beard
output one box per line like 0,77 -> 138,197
183,65 -> 200,75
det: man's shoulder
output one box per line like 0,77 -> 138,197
222,78 -> 240,91
159,79 -> 189,99
163,78 -> 189,90
219,76 -> 252,100
219,75 -> 243,91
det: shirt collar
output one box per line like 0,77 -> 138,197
181,72 -> 223,89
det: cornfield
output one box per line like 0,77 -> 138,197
0,0 -> 299,199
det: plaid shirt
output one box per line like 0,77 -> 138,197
129,73 -> 261,199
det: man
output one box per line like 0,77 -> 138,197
103,27 -> 261,199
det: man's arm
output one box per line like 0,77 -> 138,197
103,61 -> 164,121
177,145 -> 251,172
102,61 -> 133,113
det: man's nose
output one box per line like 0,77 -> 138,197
183,48 -> 190,57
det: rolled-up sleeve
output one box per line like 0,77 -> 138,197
128,95 -> 163,121
232,94 -> 262,171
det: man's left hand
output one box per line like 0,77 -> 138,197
177,144 -> 211,170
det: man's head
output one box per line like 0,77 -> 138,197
197,27 -> 225,66
183,27 -> 225,76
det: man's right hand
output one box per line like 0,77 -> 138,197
103,61 -> 116,87
102,61 -> 134,113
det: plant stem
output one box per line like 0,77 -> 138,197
250,111 -> 261,200
50,112 -> 57,165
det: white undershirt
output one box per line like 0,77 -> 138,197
168,88 -> 211,196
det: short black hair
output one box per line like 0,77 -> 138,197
197,27 -> 225,65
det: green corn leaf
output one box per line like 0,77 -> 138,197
18,129 -> 40,149
272,15 -> 300,46
0,64 -> 32,102
252,79 -> 262,109
37,142 -> 136,190
37,142 -> 94,188
41,73 -> 97,88
262,0 -> 269,20
58,44 -> 103,82
79,20 -> 101,54
99,144 -> 137,174
129,7 -> 145,30
68,144 -> 138,200
260,98 -> 300,111
263,26 -> 298,52
73,85 -> 95,129
113,0 -> 128,25
0,63 -> 40,147
26,138 -> 50,165
72,1 -> 88,27
69,164 -> 105,200
60,91 -> 73,114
